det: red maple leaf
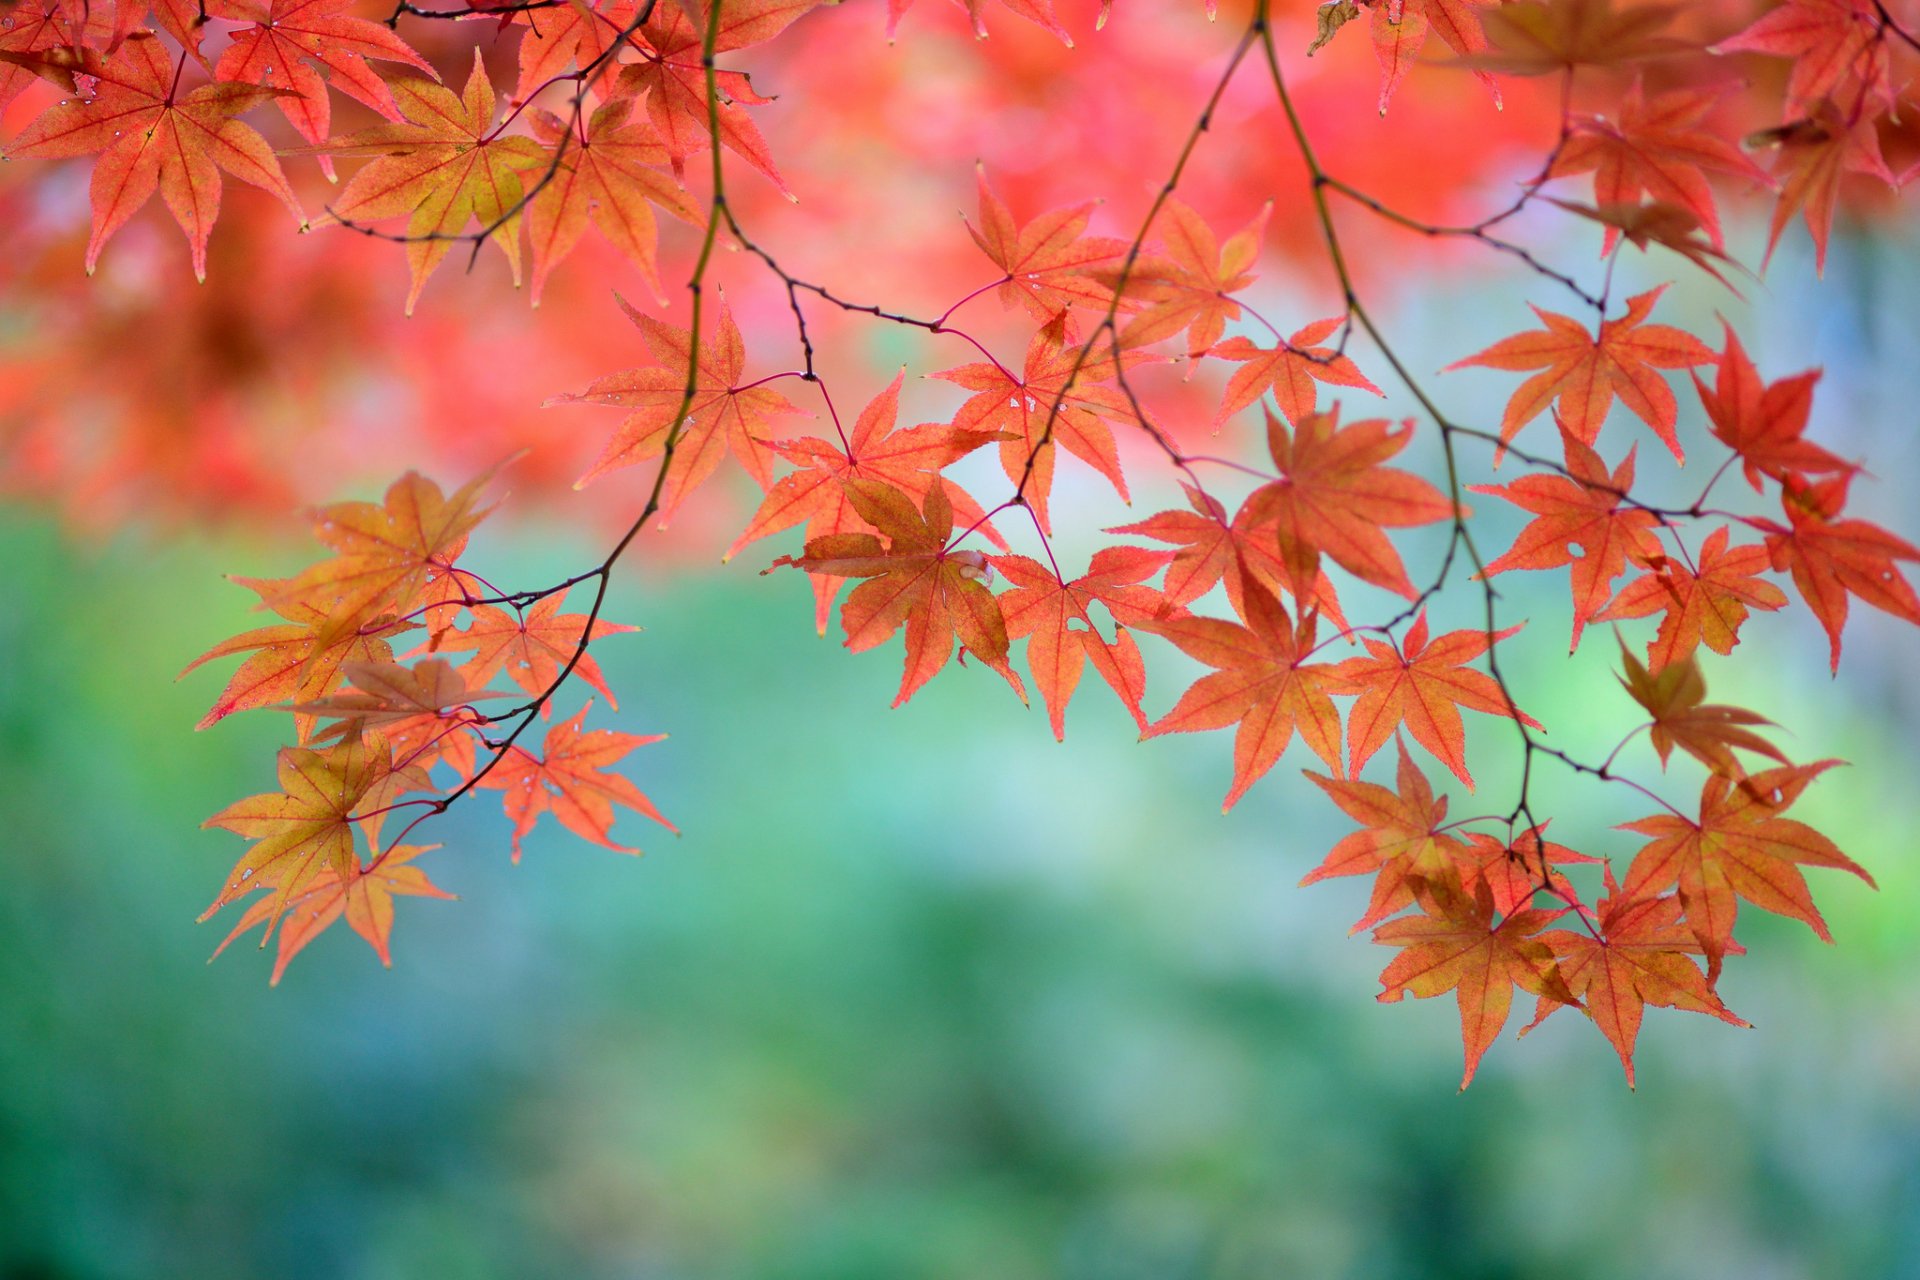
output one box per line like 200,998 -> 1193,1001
933,312 -> 1145,533
1209,317 -> 1381,429
1302,740 -> 1470,932
1714,0 -> 1894,114
1445,285 -> 1714,462
1614,639 -> 1788,777
1749,100 -> 1898,275
965,169 -> 1129,326
436,590 -> 639,713
1751,471 -> 1920,670
1692,324 -> 1852,491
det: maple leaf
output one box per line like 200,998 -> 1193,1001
1365,0 -> 1501,115
933,312 -> 1145,533
1614,637 -> 1787,777
614,0 -> 817,197
295,658 -> 503,778
1466,0 -> 1689,75
201,736 -> 428,927
1596,525 -> 1788,671
1109,198 -> 1268,358
1548,79 -> 1772,252
1748,101 -> 1897,276
1546,199 -> 1748,293
993,546 -> 1173,739
1692,325 -> 1851,491
1139,582 -> 1343,812
723,374 -> 1005,631
1302,740 -> 1471,932
436,591 -> 638,712
966,170 -> 1131,326
1,33 -> 305,280
260,468 -> 496,646
182,584 -> 415,736
526,95 -> 703,306
1524,867 -> 1747,1087
316,50 -> 550,313
1373,873 -> 1576,1090
1209,317 -> 1382,429
1327,610 -> 1539,787
1469,429 -> 1664,652
211,843 -> 453,985
1714,0 -> 1893,115
1106,484 -> 1350,628
1446,285 -> 1714,462
562,294 -> 805,515
1621,760 -> 1874,974
209,0 -> 435,178
479,703 -> 676,861
1239,405 -> 1453,601
1751,471 -> 1920,669
1459,825 -> 1598,916
770,478 -> 1023,707
509,0 -> 636,105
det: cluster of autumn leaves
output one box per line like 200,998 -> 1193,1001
17,0 -> 1900,1080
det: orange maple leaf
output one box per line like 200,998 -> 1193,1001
1524,866 -> 1747,1087
1209,317 -> 1381,429
1596,525 -> 1788,672
1327,610 -> 1539,787
725,375 -> 1005,631
1621,761 -> 1874,975
1446,285 -> 1714,462
614,0 -> 813,195
211,843 -> 453,985
1748,100 -> 1897,275
1139,582 -> 1343,811
562,295 -> 806,513
1614,637 -> 1788,777
1302,740 -> 1472,932
526,95 -> 703,306
993,546 -> 1173,739
1714,0 -> 1893,115
933,312 -> 1145,533
1240,405 -> 1453,601
2,33 -> 305,280
770,478 -> 1023,707
1548,79 -> 1772,252
201,736 -> 427,927
1373,872 -> 1576,1090
1469,429 -> 1664,651
966,169 -> 1129,326
1111,197 -> 1269,358
1106,484 -> 1349,628
479,704 -> 676,861
209,0 -> 434,176
436,590 -> 638,714
316,50 -> 549,313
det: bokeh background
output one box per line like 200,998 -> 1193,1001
5,1 -> 1920,1276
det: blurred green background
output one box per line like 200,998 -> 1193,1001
5,229 -> 1920,1279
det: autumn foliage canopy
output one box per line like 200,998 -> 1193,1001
5,0 -> 1917,1088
